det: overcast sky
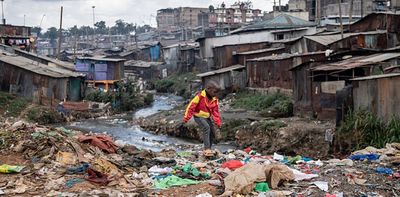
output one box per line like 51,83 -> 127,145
5,0 -> 288,30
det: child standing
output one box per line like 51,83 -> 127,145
183,81 -> 221,151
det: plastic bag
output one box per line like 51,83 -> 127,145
0,164 -> 25,173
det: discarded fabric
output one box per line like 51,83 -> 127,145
149,166 -> 173,175
0,164 -> 24,173
221,160 -> 244,170
154,175 -> 200,189
78,134 -> 118,154
265,164 -> 295,189
376,167 -> 393,175
66,163 -> 90,174
349,154 -> 379,161
86,168 -> 111,185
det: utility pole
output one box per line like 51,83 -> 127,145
57,6 -> 63,60
1,0 -> 5,25
23,14 -> 25,26
360,0 -> 364,17
338,0 -> 344,39
349,0 -> 353,30
92,6 -> 96,48
134,23 -> 138,49
315,0 -> 320,25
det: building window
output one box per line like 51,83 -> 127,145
275,34 -> 284,40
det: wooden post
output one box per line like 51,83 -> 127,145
349,0 -> 353,31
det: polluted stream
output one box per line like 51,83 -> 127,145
66,94 -> 235,152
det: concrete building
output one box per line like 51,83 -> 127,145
308,0 -> 388,23
212,2 -> 262,25
175,7 -> 210,29
157,8 -> 177,32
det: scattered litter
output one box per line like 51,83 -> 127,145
65,178 -> 85,188
195,192 -> 213,197
376,167 -> 393,175
66,163 -> 90,174
56,151 -> 77,166
273,153 -> 284,161
221,160 -> 244,170
349,154 -> 380,161
254,182 -> 270,192
313,181 -> 329,192
86,168 -> 111,185
154,175 -> 200,189
78,134 -> 118,154
0,164 -> 24,173
291,168 -> 319,181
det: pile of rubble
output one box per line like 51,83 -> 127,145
0,120 -> 399,196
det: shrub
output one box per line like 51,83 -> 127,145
336,110 -> 400,153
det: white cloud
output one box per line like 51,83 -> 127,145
4,0 -> 287,29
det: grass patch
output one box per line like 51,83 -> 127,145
26,107 -> 64,124
261,120 -> 288,131
0,91 -> 30,117
336,110 -> 400,153
232,91 -> 292,115
153,73 -> 197,99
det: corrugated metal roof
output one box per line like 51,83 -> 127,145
312,53 -> 400,71
235,47 -> 285,55
124,60 -> 164,68
0,52 -> 84,78
351,73 -> 400,81
231,14 -> 316,34
77,56 -> 126,62
197,65 -> 245,78
304,30 -> 387,46
247,51 -> 325,62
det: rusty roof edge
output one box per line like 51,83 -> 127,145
197,65 -> 245,78
350,73 -> 400,81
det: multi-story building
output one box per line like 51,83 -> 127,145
211,2 -> 262,26
0,25 -> 32,51
157,7 -> 209,31
307,0 -> 388,23
175,7 -> 210,29
156,8 -> 177,32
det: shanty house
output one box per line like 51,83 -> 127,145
247,52 -> 326,95
197,65 -> 246,93
198,14 -> 316,70
124,60 -> 166,80
351,73 -> 400,121
75,57 -> 125,90
292,53 -> 400,120
0,51 -> 85,102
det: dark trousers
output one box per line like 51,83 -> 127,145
194,117 -> 215,149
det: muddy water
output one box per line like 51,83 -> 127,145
67,95 -> 235,152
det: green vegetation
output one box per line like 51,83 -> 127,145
26,107 -> 64,124
261,120 -> 288,131
232,91 -> 293,117
0,91 -> 30,117
153,73 -> 197,99
220,119 -> 250,140
84,80 -> 154,112
336,110 -> 400,153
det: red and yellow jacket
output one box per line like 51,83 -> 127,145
183,90 -> 221,127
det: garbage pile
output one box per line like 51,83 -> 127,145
0,120 -> 399,196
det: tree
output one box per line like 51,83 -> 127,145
114,19 -> 127,35
31,26 -> 42,37
69,25 -> 79,37
43,27 -> 58,46
94,21 -> 107,35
